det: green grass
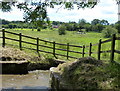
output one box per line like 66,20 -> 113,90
4,28 -> 120,62
52,57 -> 120,89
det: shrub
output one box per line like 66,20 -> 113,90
102,26 -> 118,38
115,23 -> 120,33
58,25 -> 66,35
42,26 -> 47,29
37,27 -> 41,31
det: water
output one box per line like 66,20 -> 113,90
1,70 -> 50,90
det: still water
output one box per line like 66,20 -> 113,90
1,70 -> 50,90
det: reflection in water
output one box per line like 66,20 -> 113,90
1,70 -> 50,90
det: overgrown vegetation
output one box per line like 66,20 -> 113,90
58,25 -> 66,35
102,26 -> 118,38
37,27 -> 41,31
53,57 -> 120,90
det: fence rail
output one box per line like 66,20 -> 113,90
0,29 -> 120,62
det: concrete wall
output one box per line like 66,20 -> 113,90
50,67 -> 74,90
1,61 -> 28,74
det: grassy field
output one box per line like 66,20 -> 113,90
3,28 -> 120,62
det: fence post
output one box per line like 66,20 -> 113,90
53,41 -> 56,57
19,33 -> 22,50
110,34 -> 116,62
37,37 -> 39,52
98,39 -> 102,60
89,43 -> 92,56
82,45 -> 85,57
67,43 -> 69,59
2,28 -> 5,47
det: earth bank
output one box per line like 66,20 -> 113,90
0,47 -> 65,74
1,47 -> 120,90
50,57 -> 120,90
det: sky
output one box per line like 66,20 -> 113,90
0,0 -> 119,24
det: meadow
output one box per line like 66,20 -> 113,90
3,28 -> 120,62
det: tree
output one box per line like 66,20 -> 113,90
78,19 -> 87,30
1,0 -> 119,27
2,24 -> 9,28
78,19 -> 86,25
91,19 -> 100,25
1,19 -> 10,25
91,25 -> 98,32
102,26 -> 118,38
52,21 -> 59,25
115,21 -> 120,33
84,23 -> 92,32
65,23 -> 73,31
91,19 -> 107,32
96,24 -> 104,32
0,0 -> 99,27
58,24 -> 66,35
100,19 -> 109,25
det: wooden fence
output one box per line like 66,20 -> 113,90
0,29 -> 120,62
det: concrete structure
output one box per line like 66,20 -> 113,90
0,61 -> 28,74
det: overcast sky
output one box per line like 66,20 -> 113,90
0,0 -> 119,24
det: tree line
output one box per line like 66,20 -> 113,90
1,18 -> 49,30
1,1 -> 119,30
1,18 -> 120,38
57,19 -> 120,38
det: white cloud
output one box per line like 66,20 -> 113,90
0,6 -> 24,21
47,0 -> 118,23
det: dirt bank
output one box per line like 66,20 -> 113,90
50,57 -> 120,90
0,47 -> 65,74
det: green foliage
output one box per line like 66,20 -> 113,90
91,24 -> 104,32
100,19 -> 109,25
78,19 -> 86,25
2,24 -> 9,28
83,23 -> 91,32
58,25 -> 66,35
0,1 -> 100,27
55,57 -> 120,89
91,19 -> 101,25
106,62 -> 120,88
102,26 -> 118,38
37,27 -> 41,31
0,2 -> 14,12
1,18 -> 36,29
65,23 -> 78,31
65,2 -> 74,9
92,19 -> 109,25
115,21 -> 120,33
96,24 -> 104,32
